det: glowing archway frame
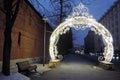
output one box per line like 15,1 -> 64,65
49,3 -> 114,62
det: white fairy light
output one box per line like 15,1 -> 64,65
49,3 -> 114,63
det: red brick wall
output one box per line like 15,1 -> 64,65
0,1 -> 45,60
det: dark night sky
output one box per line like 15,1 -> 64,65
29,0 -> 117,46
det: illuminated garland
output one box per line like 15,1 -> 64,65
49,3 -> 114,62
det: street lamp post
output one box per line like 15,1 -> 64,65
43,18 -> 47,66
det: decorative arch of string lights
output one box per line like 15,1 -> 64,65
49,3 -> 114,62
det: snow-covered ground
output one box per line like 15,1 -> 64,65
0,73 -> 30,80
0,64 -> 51,80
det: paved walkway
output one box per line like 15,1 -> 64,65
1,54 -> 120,80
40,54 -> 120,80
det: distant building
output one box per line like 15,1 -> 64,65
99,0 -> 120,51
84,30 -> 104,54
85,0 -> 120,54
74,44 -> 84,51
94,34 -> 105,53
84,30 -> 95,53
57,29 -> 73,55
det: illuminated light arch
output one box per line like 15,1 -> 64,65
49,3 -> 114,62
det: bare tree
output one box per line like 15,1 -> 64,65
29,0 -> 96,27
0,0 -> 20,76
49,0 -> 74,26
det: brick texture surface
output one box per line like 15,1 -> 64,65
0,1 -> 52,61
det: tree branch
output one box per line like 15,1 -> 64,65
11,0 -> 20,27
36,0 -> 48,15
12,1 -> 18,9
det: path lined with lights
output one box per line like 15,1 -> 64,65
40,54 -> 120,80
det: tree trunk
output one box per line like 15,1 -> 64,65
2,0 -> 12,75
2,30 -> 12,75
2,0 -> 20,76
